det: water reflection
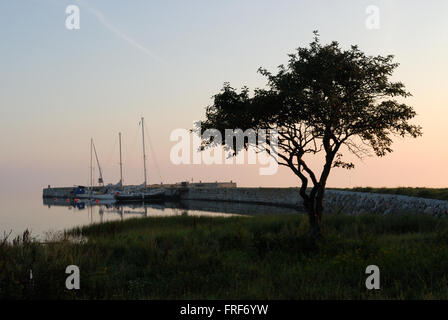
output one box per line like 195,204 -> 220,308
0,192 -> 303,240
42,197 -> 302,225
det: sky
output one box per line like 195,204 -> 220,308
0,0 -> 447,193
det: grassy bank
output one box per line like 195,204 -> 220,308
1,213 -> 448,299
336,187 -> 448,201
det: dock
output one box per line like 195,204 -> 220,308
42,181 -> 305,209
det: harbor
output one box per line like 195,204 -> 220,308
40,115 -> 305,208
42,183 -> 448,217
41,181 -> 305,209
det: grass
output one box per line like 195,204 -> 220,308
334,187 -> 448,201
1,213 -> 448,299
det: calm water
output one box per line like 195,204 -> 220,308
0,191 -> 301,240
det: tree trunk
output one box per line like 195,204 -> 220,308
304,198 -> 323,240
308,211 -> 322,239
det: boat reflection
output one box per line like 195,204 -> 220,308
43,197 -> 302,222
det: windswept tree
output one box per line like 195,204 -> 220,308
197,32 -> 422,239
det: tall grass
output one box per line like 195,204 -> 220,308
1,213 -> 448,299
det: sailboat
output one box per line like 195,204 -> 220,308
74,139 -> 116,201
114,117 -> 166,202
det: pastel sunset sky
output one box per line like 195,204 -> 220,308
1,0 -> 447,192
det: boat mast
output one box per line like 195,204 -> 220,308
141,117 -> 148,189
119,132 -> 123,187
92,140 -> 104,186
90,138 -> 93,195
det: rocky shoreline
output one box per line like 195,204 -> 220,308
325,190 -> 448,217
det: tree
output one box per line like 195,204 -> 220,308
197,32 -> 422,239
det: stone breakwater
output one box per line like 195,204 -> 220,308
180,188 -> 448,217
43,186 -> 448,217
324,190 -> 448,217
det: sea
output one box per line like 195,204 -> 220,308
0,190 -> 301,240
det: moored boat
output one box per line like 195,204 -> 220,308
114,188 -> 165,202
114,118 -> 166,203
72,186 -> 116,200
